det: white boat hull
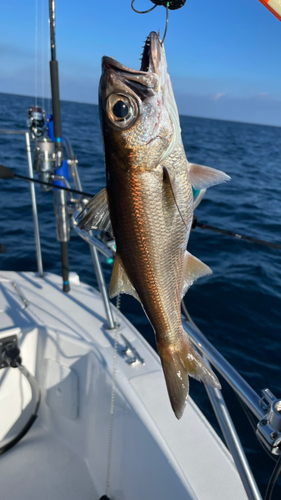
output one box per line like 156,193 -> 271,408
0,271 -> 248,500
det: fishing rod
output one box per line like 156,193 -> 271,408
2,163 -> 280,252
48,0 -> 70,293
192,216 -> 281,251
0,165 -> 93,198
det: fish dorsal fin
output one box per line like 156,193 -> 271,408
109,253 -> 140,302
188,163 -> 230,190
182,251 -> 212,298
163,166 -> 187,229
77,188 -> 113,236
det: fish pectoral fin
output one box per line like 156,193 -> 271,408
188,163 -> 231,190
182,251 -> 212,298
77,188 -> 113,236
109,253 -> 140,302
163,166 -> 187,229
159,330 -> 220,419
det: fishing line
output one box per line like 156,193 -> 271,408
131,0 -> 186,45
131,0 -> 157,14
131,1 -> 186,44
131,0 -> 169,44
41,0 -> 45,112
47,6 -> 51,116
35,0 -> 38,109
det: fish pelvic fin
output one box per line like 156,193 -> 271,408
158,330 -> 220,419
188,163 -> 231,190
109,253 -> 140,302
182,251 -> 212,298
77,188 -> 113,236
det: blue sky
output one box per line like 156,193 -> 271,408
1,0 -> 281,125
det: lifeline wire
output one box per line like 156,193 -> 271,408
105,295 -> 121,498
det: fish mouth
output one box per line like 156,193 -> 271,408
140,32 -> 160,73
102,31 -> 162,83
100,32 -> 166,132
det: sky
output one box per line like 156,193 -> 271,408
1,0 -> 281,125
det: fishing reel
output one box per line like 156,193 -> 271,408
33,137 -> 56,192
27,106 -> 46,139
27,106 -> 57,192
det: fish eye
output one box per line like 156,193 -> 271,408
106,93 -> 138,129
113,101 -> 129,118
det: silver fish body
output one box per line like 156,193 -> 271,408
79,32 -> 230,418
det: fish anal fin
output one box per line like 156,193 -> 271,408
158,330 -> 220,419
77,188 -> 113,236
188,163 -> 230,190
163,166 -> 187,229
182,251 -> 212,298
109,253 -> 140,302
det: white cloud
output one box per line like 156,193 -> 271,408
256,92 -> 270,98
212,93 -> 226,101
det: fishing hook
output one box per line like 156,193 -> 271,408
161,6 -> 169,44
131,0 -> 169,45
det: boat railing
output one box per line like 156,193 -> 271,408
71,196 -> 280,500
0,129 -> 43,277
2,127 -> 281,500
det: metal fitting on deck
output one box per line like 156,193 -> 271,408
257,389 -> 281,455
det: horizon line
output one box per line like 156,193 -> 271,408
0,90 -> 280,129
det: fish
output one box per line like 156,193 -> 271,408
78,31 -> 230,419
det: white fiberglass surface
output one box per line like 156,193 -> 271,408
0,272 -> 248,500
0,327 -> 37,443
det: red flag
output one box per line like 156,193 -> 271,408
259,0 -> 281,21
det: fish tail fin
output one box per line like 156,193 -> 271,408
159,329 -> 220,419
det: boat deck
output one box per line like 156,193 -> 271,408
0,271 -> 248,500
0,420 -> 97,500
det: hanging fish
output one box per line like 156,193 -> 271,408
78,32 -> 230,419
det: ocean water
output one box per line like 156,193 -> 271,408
1,91 -> 281,496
